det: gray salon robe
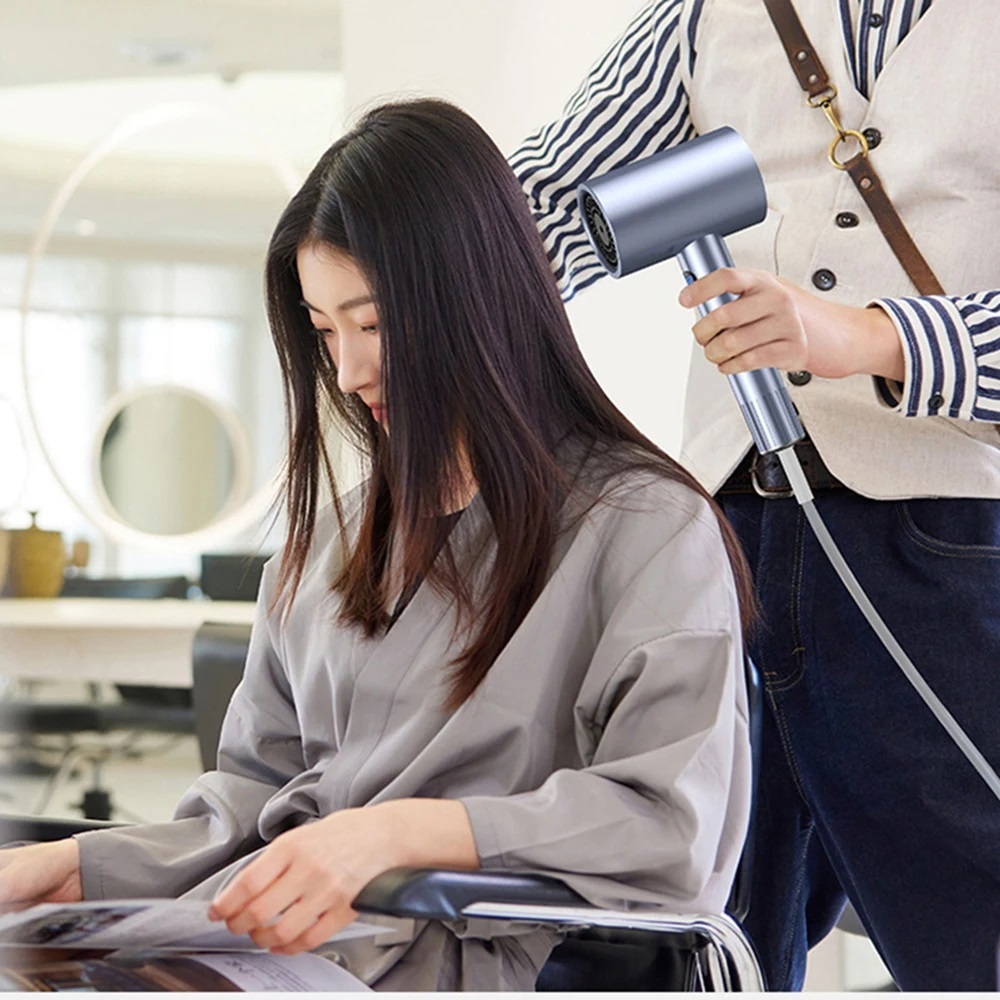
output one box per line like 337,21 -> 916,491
75,463 -> 750,991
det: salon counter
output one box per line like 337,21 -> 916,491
0,598 -> 257,687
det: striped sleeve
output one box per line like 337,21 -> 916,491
509,0 -> 694,302
870,291 -> 1000,422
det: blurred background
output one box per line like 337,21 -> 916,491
0,0 -> 686,581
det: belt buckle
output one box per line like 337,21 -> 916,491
750,451 -> 795,500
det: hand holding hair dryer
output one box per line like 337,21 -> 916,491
577,126 -> 804,456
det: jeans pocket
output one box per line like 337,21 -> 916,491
899,498 -> 1000,558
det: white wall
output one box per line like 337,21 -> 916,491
340,0 -> 694,455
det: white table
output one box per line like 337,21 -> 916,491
0,598 -> 257,687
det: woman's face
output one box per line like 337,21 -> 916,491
296,242 -> 386,426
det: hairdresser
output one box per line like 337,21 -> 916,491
512,0 -> 1000,991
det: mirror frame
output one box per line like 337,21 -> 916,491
91,383 -> 253,538
18,100 -> 301,551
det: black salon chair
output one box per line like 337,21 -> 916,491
0,621 -> 765,990
198,552 -> 269,603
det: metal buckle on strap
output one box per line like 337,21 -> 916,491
750,452 -> 795,499
806,83 -> 871,170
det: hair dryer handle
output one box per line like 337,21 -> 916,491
677,235 -> 805,455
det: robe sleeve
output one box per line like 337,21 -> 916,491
75,559 -> 306,901
459,502 -> 751,914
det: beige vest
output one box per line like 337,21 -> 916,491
676,0 -> 1000,498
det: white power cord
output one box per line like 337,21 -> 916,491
776,446 -> 1000,803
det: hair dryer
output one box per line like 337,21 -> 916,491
577,126 -> 804,456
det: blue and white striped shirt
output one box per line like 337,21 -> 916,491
511,0 -> 1000,423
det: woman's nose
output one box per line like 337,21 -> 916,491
333,333 -> 378,395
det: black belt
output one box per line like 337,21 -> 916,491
717,437 -> 846,498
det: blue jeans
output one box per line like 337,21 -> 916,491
719,489 -> 1000,991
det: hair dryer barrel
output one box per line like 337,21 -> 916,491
577,127 -> 767,277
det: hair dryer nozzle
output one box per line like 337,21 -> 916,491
577,127 -> 767,277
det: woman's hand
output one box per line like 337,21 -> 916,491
679,268 -> 904,382
208,799 -> 478,955
0,839 -> 82,907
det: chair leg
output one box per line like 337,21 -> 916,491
73,758 -> 115,821
76,787 -> 114,821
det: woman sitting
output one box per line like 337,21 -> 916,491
0,98 -> 753,991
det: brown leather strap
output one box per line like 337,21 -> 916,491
761,0 -> 832,99
843,155 -> 945,294
761,0 -> 945,295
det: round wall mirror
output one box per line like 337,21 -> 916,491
17,100 -> 301,551
95,386 -> 248,536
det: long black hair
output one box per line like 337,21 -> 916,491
266,98 -> 755,708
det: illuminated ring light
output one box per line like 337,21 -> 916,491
0,395 -> 29,515
18,101 -> 301,551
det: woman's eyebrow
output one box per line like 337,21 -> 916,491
336,295 -> 375,312
299,296 -> 374,314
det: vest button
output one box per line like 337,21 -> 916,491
836,212 -> 859,228
812,268 -> 837,291
869,12 -> 884,27
862,127 -> 882,150
787,370 -> 813,386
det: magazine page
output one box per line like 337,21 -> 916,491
187,951 -> 370,991
0,899 -> 387,952
0,946 -> 371,991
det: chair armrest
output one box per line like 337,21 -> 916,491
0,701 -> 193,735
353,867 -> 765,990
0,814 -> 126,845
352,867 -> 587,921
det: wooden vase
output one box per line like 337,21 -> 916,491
8,512 -> 67,599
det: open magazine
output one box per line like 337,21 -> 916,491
0,899 -> 387,991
